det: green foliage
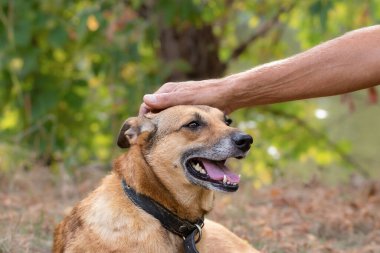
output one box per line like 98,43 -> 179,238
0,0 -> 165,167
0,0 -> 379,182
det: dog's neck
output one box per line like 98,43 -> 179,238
114,147 -> 214,222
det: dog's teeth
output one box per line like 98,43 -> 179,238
200,168 -> 206,174
223,175 -> 227,184
193,163 -> 201,172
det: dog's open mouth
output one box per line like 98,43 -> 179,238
186,158 -> 240,192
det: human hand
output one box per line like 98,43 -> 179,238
139,78 -> 235,115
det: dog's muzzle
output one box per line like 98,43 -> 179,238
182,132 -> 253,192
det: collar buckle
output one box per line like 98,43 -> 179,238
193,224 -> 202,243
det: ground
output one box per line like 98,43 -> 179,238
1,165 -> 380,253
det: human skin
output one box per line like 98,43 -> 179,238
140,25 -> 380,114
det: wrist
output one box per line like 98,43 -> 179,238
218,73 -> 247,112
223,70 -> 261,111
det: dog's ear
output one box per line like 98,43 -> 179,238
117,117 -> 155,148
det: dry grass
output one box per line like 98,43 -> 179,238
1,165 -> 380,253
211,177 -> 380,253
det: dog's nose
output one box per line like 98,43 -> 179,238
232,133 -> 253,152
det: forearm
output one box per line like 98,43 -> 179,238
142,26 -> 380,114
225,25 -> 380,110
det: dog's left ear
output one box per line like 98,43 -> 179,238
117,116 -> 155,148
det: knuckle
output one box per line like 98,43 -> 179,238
163,82 -> 175,88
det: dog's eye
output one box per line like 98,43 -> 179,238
185,121 -> 201,129
225,118 -> 232,126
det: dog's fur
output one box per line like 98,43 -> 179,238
53,105 -> 260,253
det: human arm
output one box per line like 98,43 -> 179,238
141,25 -> 380,114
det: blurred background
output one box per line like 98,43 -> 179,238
1,0 -> 380,252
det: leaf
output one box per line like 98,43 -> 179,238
48,25 -> 68,48
14,19 -> 32,47
30,76 -> 61,121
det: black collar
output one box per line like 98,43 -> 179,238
121,179 -> 204,253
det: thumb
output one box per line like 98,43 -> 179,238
138,103 -> 151,116
143,93 -> 183,110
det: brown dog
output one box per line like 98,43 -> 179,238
53,105 -> 260,253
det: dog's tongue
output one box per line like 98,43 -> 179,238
199,158 -> 240,184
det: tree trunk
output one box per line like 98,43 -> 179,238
159,25 -> 226,82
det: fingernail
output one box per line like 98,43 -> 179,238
144,94 -> 157,104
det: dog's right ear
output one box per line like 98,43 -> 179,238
117,117 -> 155,148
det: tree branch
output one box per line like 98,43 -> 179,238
225,4 -> 295,65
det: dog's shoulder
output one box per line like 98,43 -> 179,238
53,173 -> 179,252
53,174 -> 119,252
53,203 -> 86,252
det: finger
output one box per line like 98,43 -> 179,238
138,103 -> 151,116
143,92 -> 191,110
154,82 -> 177,94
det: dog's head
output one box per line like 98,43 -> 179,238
117,105 -> 253,193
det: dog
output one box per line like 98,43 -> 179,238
53,105 -> 260,253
